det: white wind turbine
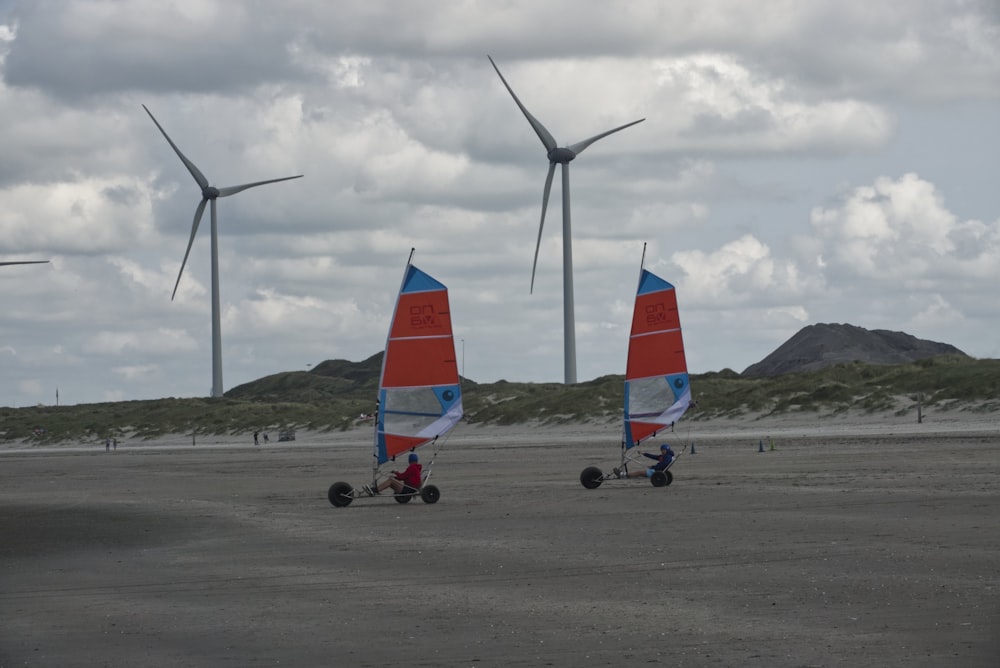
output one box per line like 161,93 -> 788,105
488,56 -> 644,384
143,105 -> 303,398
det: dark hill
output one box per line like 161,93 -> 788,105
225,352 -> 479,404
742,323 -> 967,377
310,353 -> 383,385
225,353 -> 384,403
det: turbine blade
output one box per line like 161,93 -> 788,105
172,198 -> 208,301
216,174 -> 304,197
142,104 -> 211,190
0,260 -> 49,266
567,118 -> 645,156
488,55 -> 558,152
530,162 -> 557,294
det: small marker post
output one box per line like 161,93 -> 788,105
758,439 -> 764,453
690,442 -> 696,455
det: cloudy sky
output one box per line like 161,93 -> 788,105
1,1 -> 998,407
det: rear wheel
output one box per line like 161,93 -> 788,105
650,470 -> 673,487
394,485 -> 417,503
328,482 -> 354,507
580,466 -> 604,489
420,484 -> 440,504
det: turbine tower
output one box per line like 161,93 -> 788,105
143,105 -> 303,398
488,56 -> 644,384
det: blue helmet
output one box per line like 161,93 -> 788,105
408,452 -> 419,463
660,443 -> 672,452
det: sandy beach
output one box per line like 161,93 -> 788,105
1,411 -> 998,667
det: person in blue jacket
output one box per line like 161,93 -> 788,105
614,443 -> 675,479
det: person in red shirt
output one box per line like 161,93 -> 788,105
363,452 -> 422,495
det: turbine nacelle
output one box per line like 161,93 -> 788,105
547,147 -> 577,164
203,186 -> 221,199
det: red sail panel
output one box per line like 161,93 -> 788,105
389,291 -> 452,339
626,329 -> 686,379
630,289 -> 681,338
383,433 -> 430,461
382,288 -> 457,388
382,336 -> 459,387
628,421 -> 662,444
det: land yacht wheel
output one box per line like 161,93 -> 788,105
328,482 -> 354,507
420,485 -> 440,504
580,466 -> 604,489
650,470 -> 673,487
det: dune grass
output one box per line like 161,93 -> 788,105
3,355 -> 997,444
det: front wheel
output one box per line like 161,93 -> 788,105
580,466 -> 604,489
328,481 -> 354,507
420,484 -> 440,504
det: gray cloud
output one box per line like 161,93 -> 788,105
1,0 -> 997,406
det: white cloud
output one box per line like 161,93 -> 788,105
809,173 -> 1000,284
82,328 -> 198,357
669,235 -> 811,306
650,53 -> 895,154
0,176 -> 157,254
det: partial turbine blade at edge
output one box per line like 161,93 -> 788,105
567,118 -> 645,156
487,55 -> 558,153
0,260 -> 49,266
216,174 -> 303,197
172,198 -> 208,301
530,162 -> 557,294
142,105 -> 211,190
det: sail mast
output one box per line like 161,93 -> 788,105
373,248 -> 418,483
623,242 -> 649,453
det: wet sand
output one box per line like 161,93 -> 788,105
1,414 -> 998,667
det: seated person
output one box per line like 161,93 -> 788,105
363,452 -> 422,495
614,443 -> 675,479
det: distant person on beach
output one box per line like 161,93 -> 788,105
105,437 -> 110,452
263,432 -> 269,444
614,443 -> 675,479
253,431 -> 259,446
112,438 -> 117,451
362,453 -> 422,496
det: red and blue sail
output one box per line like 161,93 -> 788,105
375,264 -> 463,466
623,269 -> 691,448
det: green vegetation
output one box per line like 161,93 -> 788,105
3,354 -> 998,444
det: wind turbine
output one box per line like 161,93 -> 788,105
488,56 -> 644,384
143,104 -> 303,398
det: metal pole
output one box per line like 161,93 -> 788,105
561,163 -> 577,384
209,200 -> 223,397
